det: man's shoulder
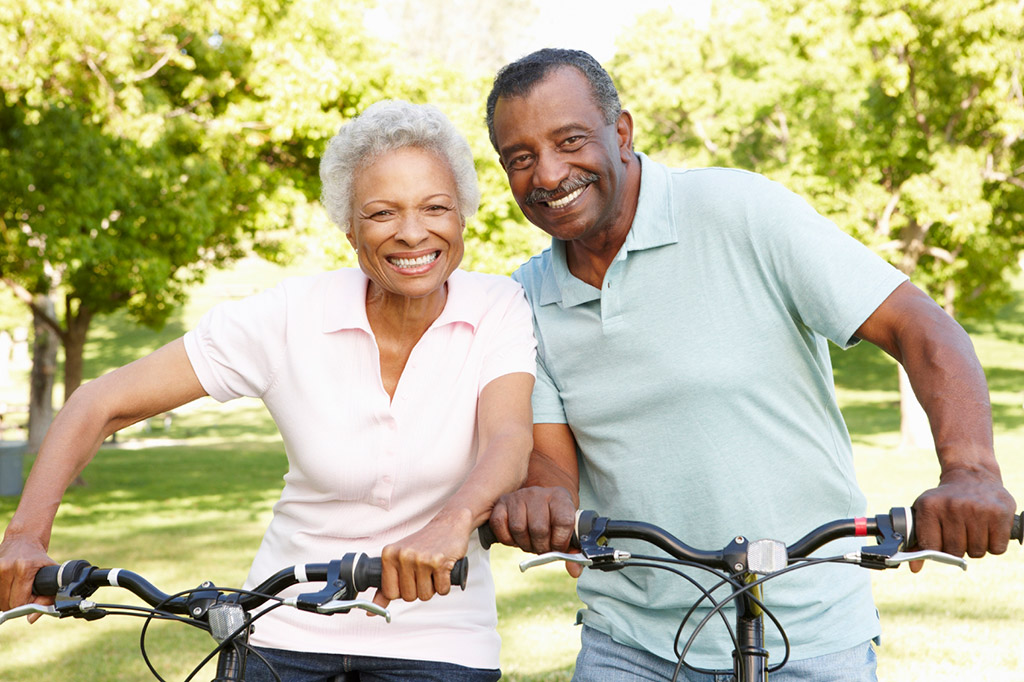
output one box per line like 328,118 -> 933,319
511,249 -> 553,291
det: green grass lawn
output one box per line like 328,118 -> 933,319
1,260 -> 1022,680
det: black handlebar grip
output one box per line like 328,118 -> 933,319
1012,512 -> 1024,544
32,565 -> 62,596
478,524 -> 498,550
32,559 -> 93,596
352,556 -> 470,592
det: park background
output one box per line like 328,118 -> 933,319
1,0 -> 1023,679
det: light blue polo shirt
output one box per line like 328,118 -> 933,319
512,153 -> 908,668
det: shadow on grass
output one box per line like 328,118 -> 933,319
84,308 -> 190,379
0,442 -> 287,520
839,400 -> 901,439
986,366 -> 1024,396
830,342 -> 897,393
963,277 -> 1024,346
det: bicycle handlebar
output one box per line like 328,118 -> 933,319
479,507 -> 1024,571
31,553 -> 469,614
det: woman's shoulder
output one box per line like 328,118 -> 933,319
450,269 -> 523,296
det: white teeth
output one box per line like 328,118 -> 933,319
546,186 -> 584,209
389,251 -> 439,268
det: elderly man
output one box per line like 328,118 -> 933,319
484,48 -> 1014,682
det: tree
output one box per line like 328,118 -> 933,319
612,0 -> 1024,448
0,0 -> 393,442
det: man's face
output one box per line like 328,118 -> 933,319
492,67 -> 633,243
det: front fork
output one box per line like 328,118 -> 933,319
733,577 -> 769,682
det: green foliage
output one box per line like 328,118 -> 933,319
612,0 -> 1024,319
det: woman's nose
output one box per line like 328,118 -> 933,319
395,215 -> 429,246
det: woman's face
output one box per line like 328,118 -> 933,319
348,146 -> 465,302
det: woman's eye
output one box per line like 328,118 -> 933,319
425,205 -> 453,214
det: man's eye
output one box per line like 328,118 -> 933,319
508,154 -> 533,170
562,135 -> 584,148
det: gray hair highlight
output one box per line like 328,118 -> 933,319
320,100 -> 480,233
486,48 -> 622,152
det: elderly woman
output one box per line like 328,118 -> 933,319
0,101 -> 536,681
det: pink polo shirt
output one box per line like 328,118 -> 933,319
183,268 -> 536,668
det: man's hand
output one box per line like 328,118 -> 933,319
489,485 -> 582,577
0,534 -> 56,622
910,468 -> 1016,572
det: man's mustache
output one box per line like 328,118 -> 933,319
525,172 -> 599,204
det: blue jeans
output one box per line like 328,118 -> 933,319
572,625 -> 877,682
241,646 -> 501,682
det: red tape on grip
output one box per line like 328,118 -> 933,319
855,517 -> 868,536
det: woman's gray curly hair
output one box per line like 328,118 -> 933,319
319,100 -> 480,233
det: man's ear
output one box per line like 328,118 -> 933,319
616,110 -> 635,159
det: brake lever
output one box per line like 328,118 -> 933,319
0,604 -> 59,625
282,597 -> 392,622
885,550 -> 967,571
844,549 -> 967,571
318,599 -> 391,622
519,551 -> 605,572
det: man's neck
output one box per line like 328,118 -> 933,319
564,156 -> 642,289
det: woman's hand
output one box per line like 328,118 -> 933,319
373,508 -> 474,610
0,532 -> 56,622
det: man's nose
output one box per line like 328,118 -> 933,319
532,149 -> 569,192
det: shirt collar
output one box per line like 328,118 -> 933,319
322,268 -> 484,333
539,152 -> 679,306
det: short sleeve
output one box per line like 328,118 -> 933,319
478,280 -> 537,392
183,284 -> 288,402
529,353 -> 568,425
747,177 -> 908,348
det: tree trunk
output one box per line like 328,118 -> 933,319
27,294 -> 59,453
62,300 -> 93,403
62,300 -> 93,488
898,364 -> 935,452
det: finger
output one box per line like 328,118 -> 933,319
987,513 -> 1011,556
379,545 -> 401,602
397,552 -> 420,602
548,498 -> 578,552
565,560 -> 584,578
414,557 -> 437,602
508,496 -> 546,553
27,595 -> 54,624
909,559 -> 923,574
370,589 -> 391,615
911,502 -> 942,551
489,501 -> 514,547
940,514 -> 967,558
433,561 -> 453,597
966,513 -> 991,559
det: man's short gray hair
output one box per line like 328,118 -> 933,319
486,48 -> 622,152
320,100 -> 480,233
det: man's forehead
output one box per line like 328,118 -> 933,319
494,72 -> 603,143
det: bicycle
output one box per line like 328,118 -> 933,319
0,552 -> 468,681
487,507 -> 1024,682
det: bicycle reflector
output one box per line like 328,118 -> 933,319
746,539 -> 788,575
208,603 -> 248,643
